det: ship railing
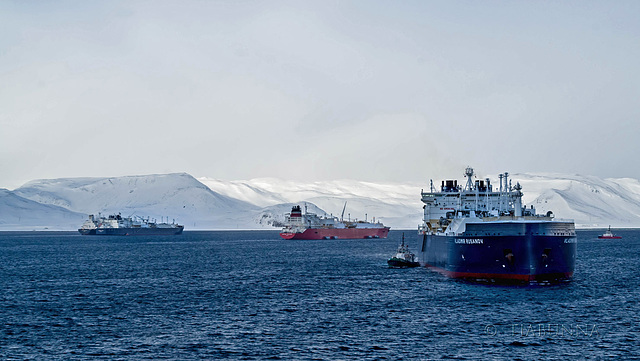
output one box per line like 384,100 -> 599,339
477,215 -> 556,222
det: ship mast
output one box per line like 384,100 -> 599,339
498,173 -> 504,214
464,167 -> 474,191
464,167 -> 478,216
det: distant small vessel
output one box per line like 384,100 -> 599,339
78,213 -> 184,235
387,233 -> 419,268
598,226 -> 621,239
279,204 -> 389,240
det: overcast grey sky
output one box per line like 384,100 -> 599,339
1,1 -> 639,189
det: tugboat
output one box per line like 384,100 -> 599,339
388,233 -> 420,268
598,225 -> 621,239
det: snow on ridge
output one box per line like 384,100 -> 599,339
202,173 -> 640,229
3,172 -> 640,231
198,178 -> 289,207
198,177 -> 424,228
198,177 -> 423,206
10,173 -> 259,230
509,172 -> 640,227
0,189 -> 85,230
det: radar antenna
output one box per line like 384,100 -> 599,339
464,167 -> 475,191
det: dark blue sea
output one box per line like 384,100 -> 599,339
1,230 -> 638,360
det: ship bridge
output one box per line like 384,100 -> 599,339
421,169 -> 543,233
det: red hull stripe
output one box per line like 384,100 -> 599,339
424,264 -> 573,281
279,227 -> 390,240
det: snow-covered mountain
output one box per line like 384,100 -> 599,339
10,173 -> 260,230
513,173 -> 640,228
0,189 -> 86,230
2,172 -> 640,231
198,177 -> 424,228
199,174 -> 640,229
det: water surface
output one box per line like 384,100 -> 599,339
1,230 -> 638,360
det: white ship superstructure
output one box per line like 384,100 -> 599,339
78,213 -> 184,235
280,204 -> 390,240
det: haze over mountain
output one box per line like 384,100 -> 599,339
0,189 -> 85,230
9,173 -> 259,230
1,172 -> 639,231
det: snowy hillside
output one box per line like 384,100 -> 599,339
2,172 -> 640,231
11,173 -> 259,230
513,173 -> 640,228
199,177 -> 425,228
0,189 -> 86,230
201,174 -> 640,229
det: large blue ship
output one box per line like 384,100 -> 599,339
417,168 -> 576,283
78,213 -> 184,236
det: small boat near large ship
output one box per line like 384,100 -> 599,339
279,204 -> 390,240
598,226 -> 621,239
78,213 -> 184,235
388,233 -> 419,268
417,167 -> 577,283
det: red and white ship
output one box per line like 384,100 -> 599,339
279,205 -> 390,240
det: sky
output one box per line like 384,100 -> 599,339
1,1 -> 639,189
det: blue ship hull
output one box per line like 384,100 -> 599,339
79,226 -> 184,236
416,221 -> 576,283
